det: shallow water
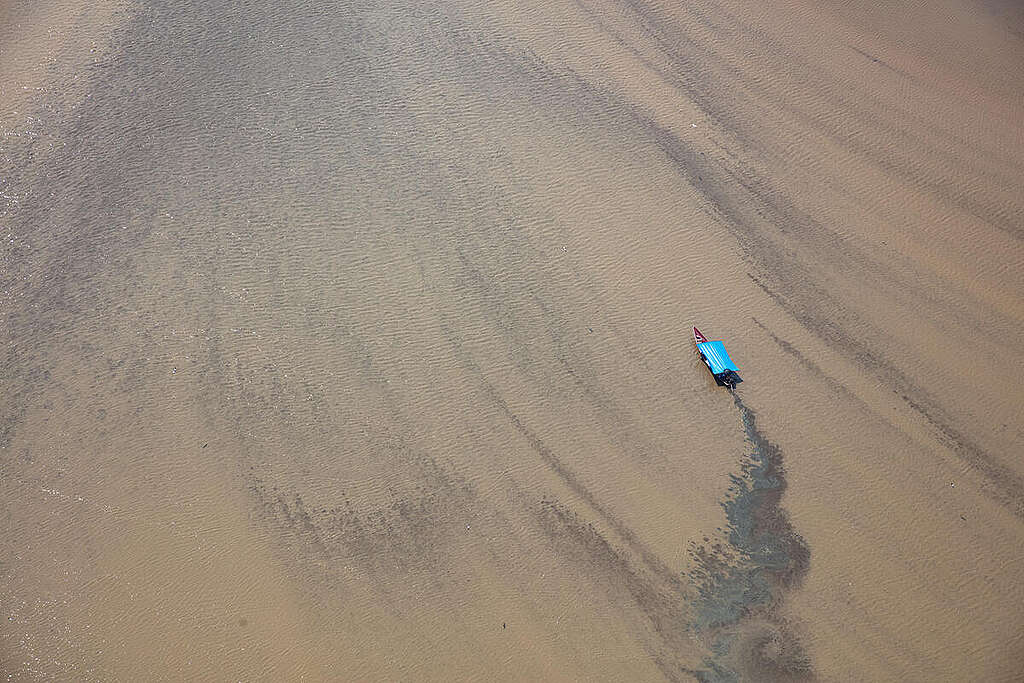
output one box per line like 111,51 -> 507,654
3,0 -> 1023,680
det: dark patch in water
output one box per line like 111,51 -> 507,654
687,392 -> 812,682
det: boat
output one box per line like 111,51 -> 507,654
693,326 -> 741,388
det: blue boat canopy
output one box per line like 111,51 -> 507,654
696,340 -> 739,374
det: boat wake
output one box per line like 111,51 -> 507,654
686,391 -> 812,682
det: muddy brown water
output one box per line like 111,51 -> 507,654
2,0 -> 1023,680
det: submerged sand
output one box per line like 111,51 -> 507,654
2,0 -> 1023,680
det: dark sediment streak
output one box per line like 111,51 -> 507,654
687,391 -> 812,682
535,500 -> 696,683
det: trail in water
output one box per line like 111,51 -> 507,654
686,390 -> 812,682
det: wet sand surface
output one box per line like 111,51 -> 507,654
2,0 -> 1023,680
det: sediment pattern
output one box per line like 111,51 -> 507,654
3,0 -> 1023,680
688,392 -> 811,681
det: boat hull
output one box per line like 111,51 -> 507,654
693,326 -> 741,387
